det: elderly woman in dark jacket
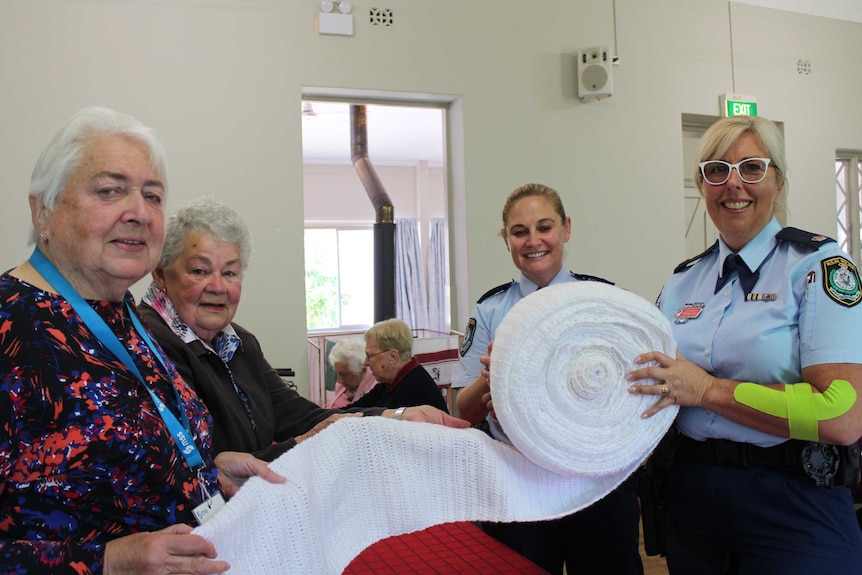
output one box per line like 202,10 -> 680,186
139,198 -> 466,461
349,318 -> 449,413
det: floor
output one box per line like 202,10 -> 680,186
639,525 -> 669,575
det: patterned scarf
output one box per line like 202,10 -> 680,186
142,282 -> 241,362
142,282 -> 256,429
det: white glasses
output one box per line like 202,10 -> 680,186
699,157 -> 772,185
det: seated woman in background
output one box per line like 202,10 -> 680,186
349,318 -> 450,413
328,338 -> 378,408
139,198 -> 466,461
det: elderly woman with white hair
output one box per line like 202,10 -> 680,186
139,198 -> 468,462
328,338 -> 378,408
0,107 -> 282,574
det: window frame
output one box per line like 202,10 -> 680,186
836,151 -> 862,264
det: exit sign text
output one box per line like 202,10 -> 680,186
720,94 -> 758,117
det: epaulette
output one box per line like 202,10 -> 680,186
674,241 -> 718,274
477,280 -> 515,303
569,271 -> 614,285
776,227 -> 835,251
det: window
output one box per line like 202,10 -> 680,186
836,152 -> 862,263
304,227 -> 374,330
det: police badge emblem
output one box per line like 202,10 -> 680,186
460,318 -> 477,356
821,256 -> 862,307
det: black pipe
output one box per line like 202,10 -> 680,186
350,105 -> 396,322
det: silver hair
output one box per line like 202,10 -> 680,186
28,106 -> 168,244
159,197 -> 252,270
328,338 -> 367,374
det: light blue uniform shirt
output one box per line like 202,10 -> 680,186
454,267 -> 606,441
658,218 -> 862,446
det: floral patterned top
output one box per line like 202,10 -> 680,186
0,272 -> 218,574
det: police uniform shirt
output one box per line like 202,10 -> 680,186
454,267 -> 599,442
658,217 -> 862,446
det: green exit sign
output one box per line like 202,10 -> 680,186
720,94 -> 758,117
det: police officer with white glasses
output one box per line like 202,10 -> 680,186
629,115 -> 862,574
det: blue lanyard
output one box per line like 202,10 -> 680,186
29,247 -> 204,470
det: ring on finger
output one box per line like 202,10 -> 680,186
660,382 -> 670,396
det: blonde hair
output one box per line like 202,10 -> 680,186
499,183 -> 567,238
694,116 -> 787,195
364,318 -> 413,361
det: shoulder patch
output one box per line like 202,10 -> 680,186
459,318 -> 477,356
821,256 -> 861,308
674,241 -> 718,274
777,227 -> 835,250
477,280 -> 514,304
569,272 -> 614,285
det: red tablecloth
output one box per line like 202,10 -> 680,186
343,521 -> 550,574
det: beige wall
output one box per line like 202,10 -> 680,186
2,0 -> 861,394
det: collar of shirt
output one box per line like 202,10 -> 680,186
717,217 -> 781,280
517,267 -> 571,298
386,356 -> 421,393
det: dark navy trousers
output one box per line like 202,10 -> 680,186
666,460 -> 862,575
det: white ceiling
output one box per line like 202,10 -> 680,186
733,0 -> 862,23
300,1 -> 862,166
301,101 -> 445,166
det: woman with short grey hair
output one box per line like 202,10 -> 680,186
158,196 -> 253,271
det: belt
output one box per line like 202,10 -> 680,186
675,434 -> 858,488
676,434 -> 803,473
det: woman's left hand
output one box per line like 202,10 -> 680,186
627,350 -> 715,418
214,451 -> 287,498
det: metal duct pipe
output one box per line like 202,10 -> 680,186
350,104 -> 396,322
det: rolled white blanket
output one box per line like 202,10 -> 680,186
194,282 -> 677,575
491,281 -> 678,476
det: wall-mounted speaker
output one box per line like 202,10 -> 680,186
577,46 -> 613,101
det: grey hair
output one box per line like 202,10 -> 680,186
159,197 -> 253,270
28,106 -> 168,244
328,338 -> 367,374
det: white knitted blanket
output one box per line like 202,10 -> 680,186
194,282 -> 677,575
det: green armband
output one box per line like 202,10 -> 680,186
733,379 -> 857,442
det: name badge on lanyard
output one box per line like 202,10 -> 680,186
193,469 -> 226,524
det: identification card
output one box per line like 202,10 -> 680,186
193,492 -> 226,525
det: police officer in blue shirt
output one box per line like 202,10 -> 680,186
629,116 -> 862,574
454,183 -> 644,575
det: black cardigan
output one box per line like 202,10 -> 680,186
348,358 -> 449,412
139,303 -> 382,461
